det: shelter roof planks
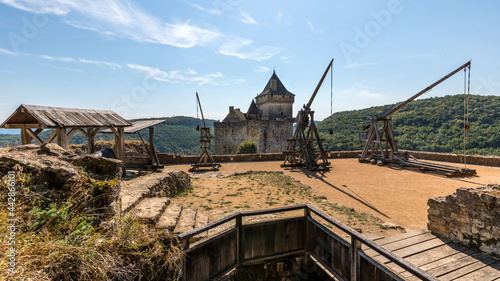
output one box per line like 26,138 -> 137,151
1,104 -> 132,173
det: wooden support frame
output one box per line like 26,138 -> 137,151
282,109 -> 330,171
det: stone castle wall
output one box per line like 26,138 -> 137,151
427,185 -> 500,256
214,119 -> 293,154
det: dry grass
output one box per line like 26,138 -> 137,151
0,172 -> 182,281
174,171 -> 404,237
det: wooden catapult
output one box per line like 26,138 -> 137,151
189,92 -> 221,172
282,58 -> 334,171
358,61 -> 476,177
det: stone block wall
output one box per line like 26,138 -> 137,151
214,119 -> 293,154
427,185 -> 500,256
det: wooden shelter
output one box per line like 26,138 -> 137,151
102,119 -> 166,168
0,104 -> 132,164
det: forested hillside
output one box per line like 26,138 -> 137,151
318,94 -> 500,156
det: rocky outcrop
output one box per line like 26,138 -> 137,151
0,153 -> 80,190
38,143 -> 73,157
119,169 -> 192,212
428,185 -> 500,256
68,155 -> 123,179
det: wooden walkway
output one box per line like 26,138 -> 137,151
364,229 -> 500,280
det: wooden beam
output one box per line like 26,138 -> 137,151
4,123 -> 43,129
149,127 -> 160,166
46,130 -> 58,143
56,128 -> 68,149
67,128 -> 78,139
114,127 -> 126,173
20,124 -> 31,145
25,129 -> 44,145
86,128 -> 97,154
108,127 -> 119,137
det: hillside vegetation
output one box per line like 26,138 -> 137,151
318,94 -> 500,156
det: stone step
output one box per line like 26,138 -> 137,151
156,203 -> 184,231
132,197 -> 170,224
194,211 -> 209,239
174,208 -> 197,234
119,169 -> 191,212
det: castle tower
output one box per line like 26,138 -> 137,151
214,70 -> 294,154
255,71 -> 295,120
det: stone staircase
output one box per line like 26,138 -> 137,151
119,169 -> 209,236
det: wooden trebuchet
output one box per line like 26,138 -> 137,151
189,92 -> 221,172
359,61 -> 476,177
282,58 -> 333,171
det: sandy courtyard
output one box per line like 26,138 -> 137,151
166,159 -> 500,230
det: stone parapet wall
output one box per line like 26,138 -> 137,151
157,150 -> 500,166
427,185 -> 500,256
159,150 -> 360,164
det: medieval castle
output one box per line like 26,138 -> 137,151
214,71 -> 295,154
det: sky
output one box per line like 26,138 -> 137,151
1,0 -> 499,134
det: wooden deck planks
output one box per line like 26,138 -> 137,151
455,261 -> 500,281
362,230 -> 500,280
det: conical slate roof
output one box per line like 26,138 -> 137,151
247,99 -> 258,115
257,70 -> 294,97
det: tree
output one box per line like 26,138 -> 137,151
237,140 -> 258,154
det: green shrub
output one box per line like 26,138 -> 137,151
236,140 -> 258,154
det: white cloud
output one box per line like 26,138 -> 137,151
190,3 -> 222,15
0,48 -> 16,55
342,83 -> 389,100
38,54 -> 122,70
254,66 -> 270,73
39,54 -> 76,63
1,0 -> 221,48
240,10 -> 257,24
127,64 -> 223,86
219,38 -> 281,61
280,54 -> 295,63
344,62 -> 375,69
276,12 -> 282,24
307,21 -> 315,32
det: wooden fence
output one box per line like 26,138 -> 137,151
178,204 -> 438,281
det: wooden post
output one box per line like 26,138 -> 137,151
20,124 -> 31,145
149,127 -> 160,166
236,215 -> 243,266
182,239 -> 189,281
350,233 -> 362,281
86,128 -> 96,154
56,128 -> 68,148
304,206 -> 311,254
114,127 -> 126,173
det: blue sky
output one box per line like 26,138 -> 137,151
1,0 -> 499,133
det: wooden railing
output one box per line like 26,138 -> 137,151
178,204 -> 438,281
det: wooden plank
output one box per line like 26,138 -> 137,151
402,243 -> 470,269
439,257 -> 498,281
365,232 -> 438,257
399,248 -> 477,278
455,261 -> 500,281
417,252 -> 490,280
375,237 -> 449,264
363,229 -> 428,250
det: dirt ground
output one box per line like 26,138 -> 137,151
166,159 -> 500,231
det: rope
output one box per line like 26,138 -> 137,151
330,63 -> 334,134
463,66 -> 471,168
